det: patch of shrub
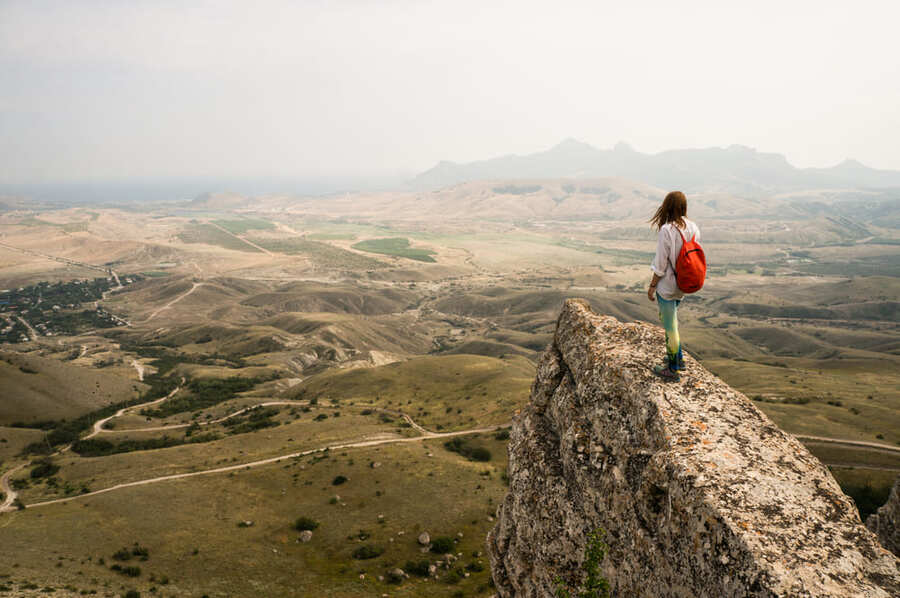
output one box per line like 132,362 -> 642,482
351,544 -> 384,560
30,459 -> 60,479
494,428 -> 510,441
332,475 -> 348,485
294,517 -> 319,531
430,536 -> 455,554
405,560 -> 431,577
443,567 -> 465,584
444,438 -> 491,462
841,482 -> 892,519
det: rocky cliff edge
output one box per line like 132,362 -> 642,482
488,299 -> 900,597
868,475 -> 900,558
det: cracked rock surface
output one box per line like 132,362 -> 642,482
488,299 -> 900,597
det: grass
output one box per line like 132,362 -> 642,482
0,351 -> 142,426
352,238 -> 437,263
212,219 -> 275,234
248,237 -> 385,269
1,435 -> 508,597
829,467 -> 897,519
177,223 -> 262,252
706,357 -> 900,446
307,232 -> 358,241
286,354 -> 534,431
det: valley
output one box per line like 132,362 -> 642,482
0,180 -> 898,597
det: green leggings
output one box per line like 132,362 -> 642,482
657,293 -> 684,370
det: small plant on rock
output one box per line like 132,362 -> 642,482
555,528 -> 610,598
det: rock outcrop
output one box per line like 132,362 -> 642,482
488,299 -> 900,597
868,475 -> 900,558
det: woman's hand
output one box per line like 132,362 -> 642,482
647,285 -> 656,302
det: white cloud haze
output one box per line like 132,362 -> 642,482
1,0 -> 899,183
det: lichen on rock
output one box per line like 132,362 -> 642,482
488,299 -> 900,597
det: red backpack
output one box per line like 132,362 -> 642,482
672,227 -> 706,293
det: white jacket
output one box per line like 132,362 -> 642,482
650,218 -> 701,301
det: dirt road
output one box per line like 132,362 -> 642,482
0,381 -> 501,512
18,423 -> 505,510
0,464 -> 25,511
208,222 -> 274,255
84,382 -> 183,439
797,435 -> 900,455
145,282 -> 205,321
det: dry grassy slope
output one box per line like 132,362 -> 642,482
285,354 -> 533,431
432,289 -> 657,324
0,351 -> 141,425
141,312 -> 435,369
0,426 -> 45,461
241,282 -> 417,315
0,438 -> 507,598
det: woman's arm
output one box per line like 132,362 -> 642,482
648,227 -> 669,301
647,272 -> 662,302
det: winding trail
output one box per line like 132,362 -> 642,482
796,435 -> 900,455
98,400 -> 309,433
20,424 -> 504,510
0,378 -> 506,512
131,360 -> 145,381
144,282 -> 205,322
6,385 -> 895,514
4,396 -> 897,513
84,381 -> 184,439
0,464 -> 25,511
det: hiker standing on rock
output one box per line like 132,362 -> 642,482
647,191 -> 706,380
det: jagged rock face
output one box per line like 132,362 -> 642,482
868,476 -> 900,558
488,299 -> 900,597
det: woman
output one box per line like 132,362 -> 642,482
647,191 -> 700,380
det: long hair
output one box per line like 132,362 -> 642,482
650,191 -> 687,230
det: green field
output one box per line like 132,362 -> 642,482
352,238 -> 437,263
177,223 -> 261,252
211,219 -> 275,234
248,237 -> 386,269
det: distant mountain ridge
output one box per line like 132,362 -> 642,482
413,139 -> 900,195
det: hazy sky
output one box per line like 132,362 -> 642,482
2,0 -> 899,183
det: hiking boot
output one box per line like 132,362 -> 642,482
660,358 -> 686,371
652,363 -> 680,381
